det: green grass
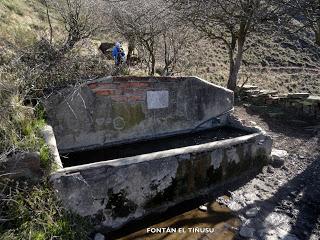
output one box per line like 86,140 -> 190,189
0,66 -> 91,239
0,181 -> 93,240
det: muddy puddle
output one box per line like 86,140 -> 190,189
106,199 -> 240,240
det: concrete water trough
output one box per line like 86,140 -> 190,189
45,76 -> 272,231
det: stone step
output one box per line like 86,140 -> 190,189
244,89 -> 261,95
287,93 -> 310,99
241,85 -> 259,90
306,95 -> 320,103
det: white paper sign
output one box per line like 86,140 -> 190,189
147,91 -> 169,109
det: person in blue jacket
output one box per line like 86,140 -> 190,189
112,42 -> 126,65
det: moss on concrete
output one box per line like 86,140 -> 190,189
112,103 -> 145,130
193,153 -> 212,189
144,178 -> 177,209
105,189 -> 137,218
206,165 -> 224,184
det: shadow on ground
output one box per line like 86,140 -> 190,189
234,154 -> 320,239
238,102 -> 318,140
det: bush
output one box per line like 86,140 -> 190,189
0,53 -> 95,240
0,180 -> 92,240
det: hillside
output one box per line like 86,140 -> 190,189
0,0 -> 45,50
0,0 -> 319,95
177,27 -> 320,95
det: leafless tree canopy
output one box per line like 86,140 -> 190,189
281,0 -> 320,45
170,0 -> 283,90
111,0 -> 191,75
45,0 -> 107,56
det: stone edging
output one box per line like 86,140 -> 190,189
238,85 -> 320,120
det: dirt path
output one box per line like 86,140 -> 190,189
226,105 -> 320,240
107,105 -> 320,240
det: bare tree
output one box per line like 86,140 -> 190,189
45,0 -> 106,59
112,0 -> 167,75
161,23 -> 192,76
171,0 -> 283,91
42,0 -> 53,44
111,0 -> 190,75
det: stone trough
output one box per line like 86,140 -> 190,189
45,76 -> 272,231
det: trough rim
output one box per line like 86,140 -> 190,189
51,132 -> 265,177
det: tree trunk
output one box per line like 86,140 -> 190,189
315,20 -> 320,46
127,39 -> 135,63
316,32 -> 320,46
227,37 -> 245,91
43,0 -> 53,44
150,53 -> 156,75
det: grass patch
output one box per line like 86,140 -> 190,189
0,180 -> 93,240
0,0 -> 24,16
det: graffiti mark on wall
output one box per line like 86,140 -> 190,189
113,117 -> 126,130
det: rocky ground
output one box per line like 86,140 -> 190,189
108,105 -> 320,240
225,105 -> 320,240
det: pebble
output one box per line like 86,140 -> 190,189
198,204 -> 208,212
283,234 -> 300,240
239,226 -> 255,238
94,233 -> 105,240
245,207 -> 260,218
271,149 -> 288,168
267,166 -> 275,173
271,149 -> 289,160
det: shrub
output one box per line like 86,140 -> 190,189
0,180 -> 92,240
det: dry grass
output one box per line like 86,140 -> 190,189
172,30 -> 320,94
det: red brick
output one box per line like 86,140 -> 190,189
96,83 -> 117,88
87,83 -> 98,89
125,89 -> 146,96
120,82 -> 150,89
94,89 -> 115,96
127,95 -> 144,102
111,96 -> 128,102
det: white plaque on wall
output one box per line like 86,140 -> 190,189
147,91 -> 169,109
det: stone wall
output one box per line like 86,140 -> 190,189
239,85 -> 320,121
45,76 -> 234,153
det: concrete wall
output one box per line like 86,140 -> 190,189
50,131 -> 272,231
45,76 -> 234,152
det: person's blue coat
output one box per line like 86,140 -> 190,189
112,46 -> 126,64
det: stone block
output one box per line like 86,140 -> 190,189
306,95 -> 320,103
287,93 -> 310,99
271,149 -> 288,168
240,226 -> 255,238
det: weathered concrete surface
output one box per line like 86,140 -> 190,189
45,76 -> 234,153
40,125 -> 63,171
47,76 -> 272,231
50,131 -> 272,230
